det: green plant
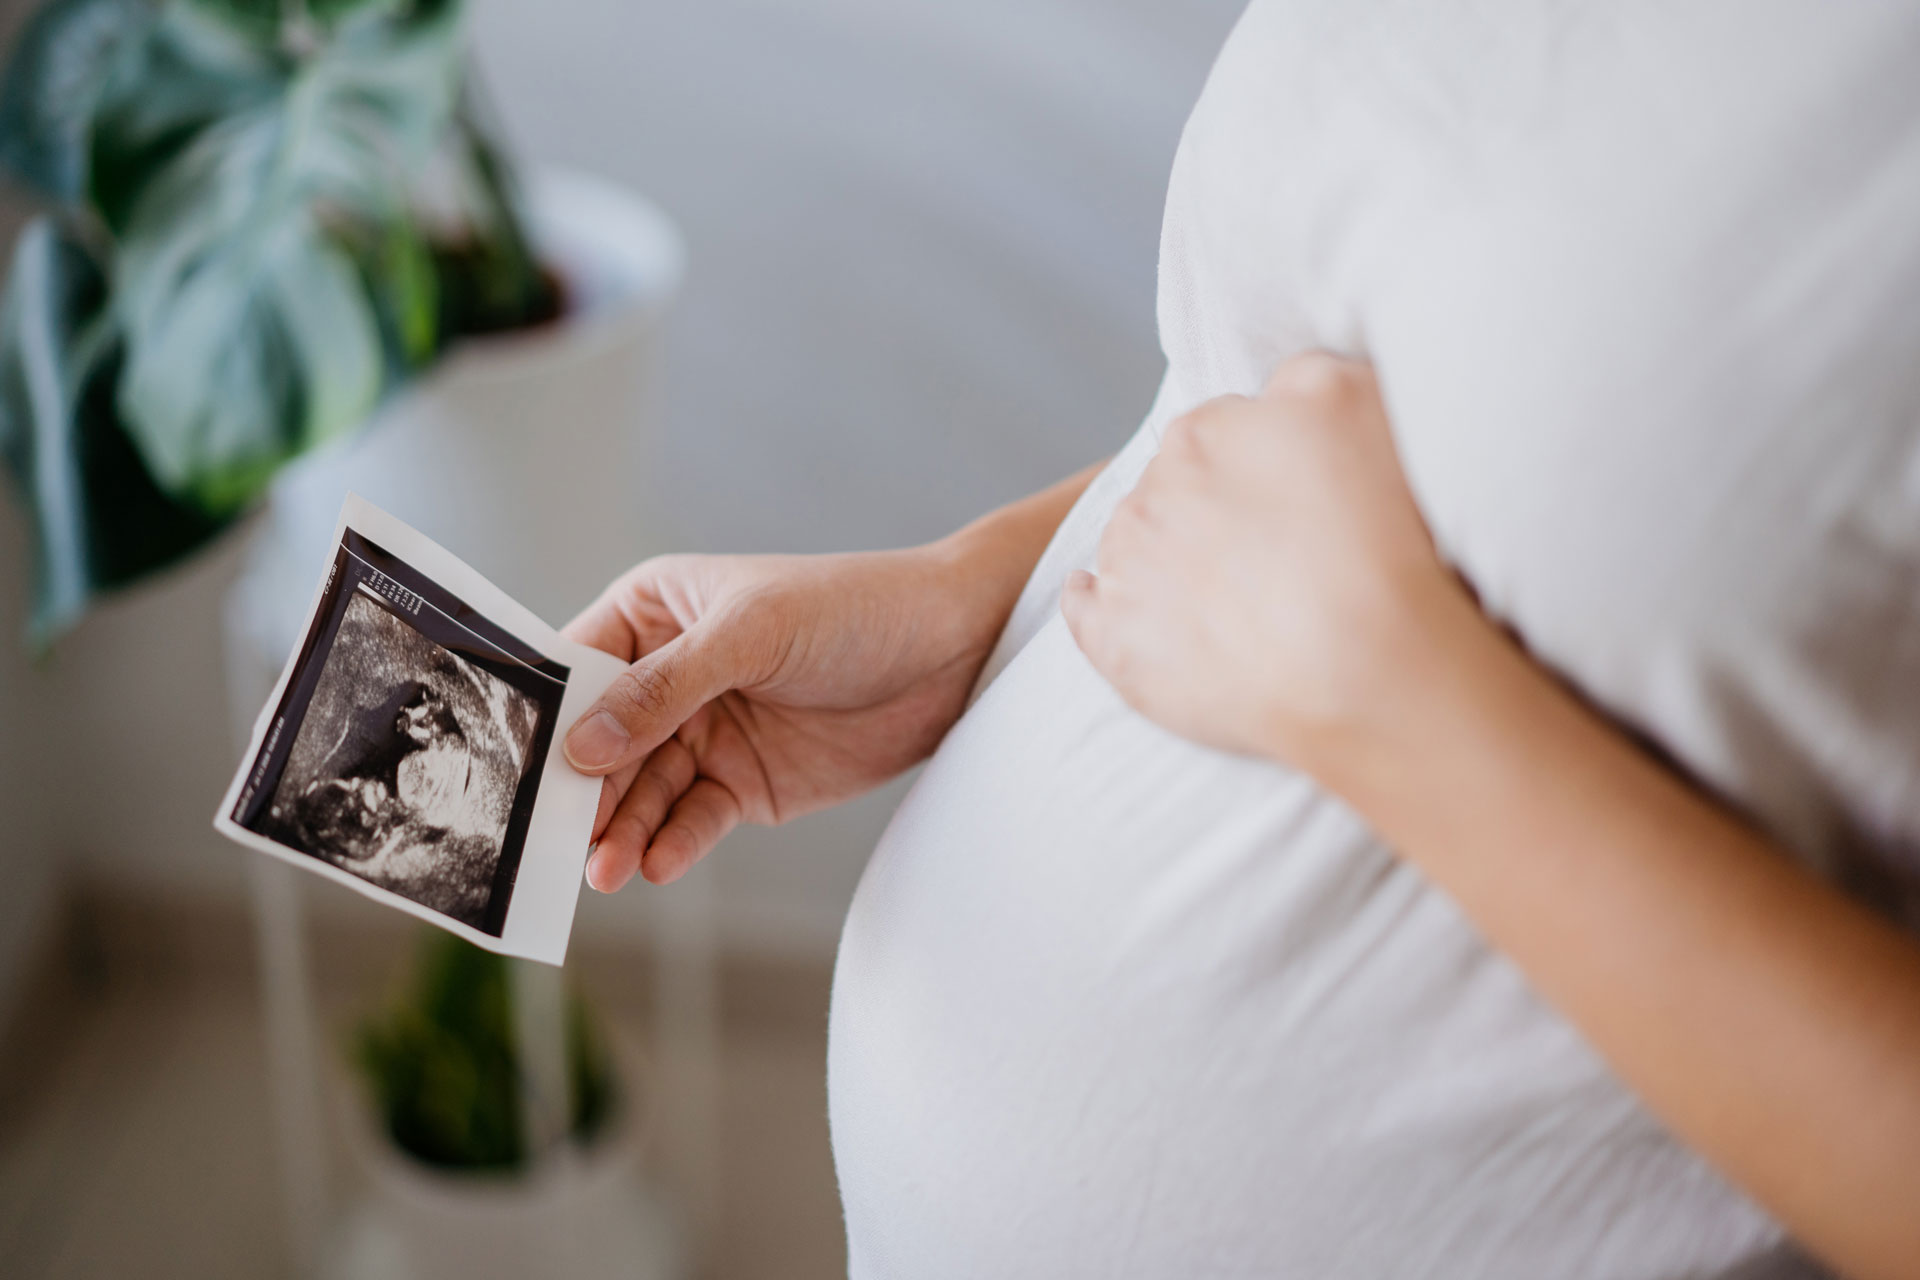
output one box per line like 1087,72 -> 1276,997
0,0 -> 558,643
355,931 -> 618,1172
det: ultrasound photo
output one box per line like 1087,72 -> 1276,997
256,592 -> 540,929
219,499 -> 625,962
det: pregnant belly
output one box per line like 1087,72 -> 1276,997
825,616 -> 1782,1280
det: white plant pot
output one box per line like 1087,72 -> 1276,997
231,167 -> 686,662
333,1041 -> 680,1280
355,1137 -> 677,1280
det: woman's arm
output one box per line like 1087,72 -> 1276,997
1062,354 -> 1920,1280
561,461 -> 1099,888
1333,553 -> 1920,1280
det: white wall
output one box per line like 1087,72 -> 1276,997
4,0 -> 1244,964
474,0 -> 1245,953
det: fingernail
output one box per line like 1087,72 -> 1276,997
565,710 -> 630,770
586,847 -> 633,893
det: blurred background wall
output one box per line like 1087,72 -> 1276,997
0,0 -> 1247,996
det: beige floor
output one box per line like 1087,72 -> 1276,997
0,899 -> 847,1280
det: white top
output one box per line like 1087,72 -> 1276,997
828,4 -> 1920,1276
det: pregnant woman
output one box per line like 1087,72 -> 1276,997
563,5 -> 1920,1277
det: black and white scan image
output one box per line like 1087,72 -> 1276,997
255,592 -> 541,930
219,499 -> 624,962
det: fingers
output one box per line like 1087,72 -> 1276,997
563,556 -> 698,659
564,627 -> 732,775
587,738 -> 700,892
643,777 -> 742,885
1262,349 -> 1363,402
563,583 -> 641,661
591,760 -> 642,840
1059,568 -> 1109,671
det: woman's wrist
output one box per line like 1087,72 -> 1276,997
1278,573 -> 1535,815
925,461 -> 1103,653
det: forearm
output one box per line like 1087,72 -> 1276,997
1318,587 -> 1920,1280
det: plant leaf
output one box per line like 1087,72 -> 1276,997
0,219 -> 97,637
0,0 -> 156,201
118,212 -> 381,511
101,0 -> 463,512
273,221 -> 385,450
0,216 -> 230,643
84,2 -> 279,233
353,212 -> 438,368
0,0 -> 546,639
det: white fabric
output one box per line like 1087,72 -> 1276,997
829,3 -> 1920,1276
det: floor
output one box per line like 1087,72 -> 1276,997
0,895 -> 847,1280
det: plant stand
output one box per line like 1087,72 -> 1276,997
219,171 -> 714,1279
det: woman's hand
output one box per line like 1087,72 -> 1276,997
562,549 -> 995,889
1069,352 -> 1920,1280
564,465 -> 1097,891
1062,352 -> 1477,776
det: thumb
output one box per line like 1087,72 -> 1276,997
563,627 -> 732,775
